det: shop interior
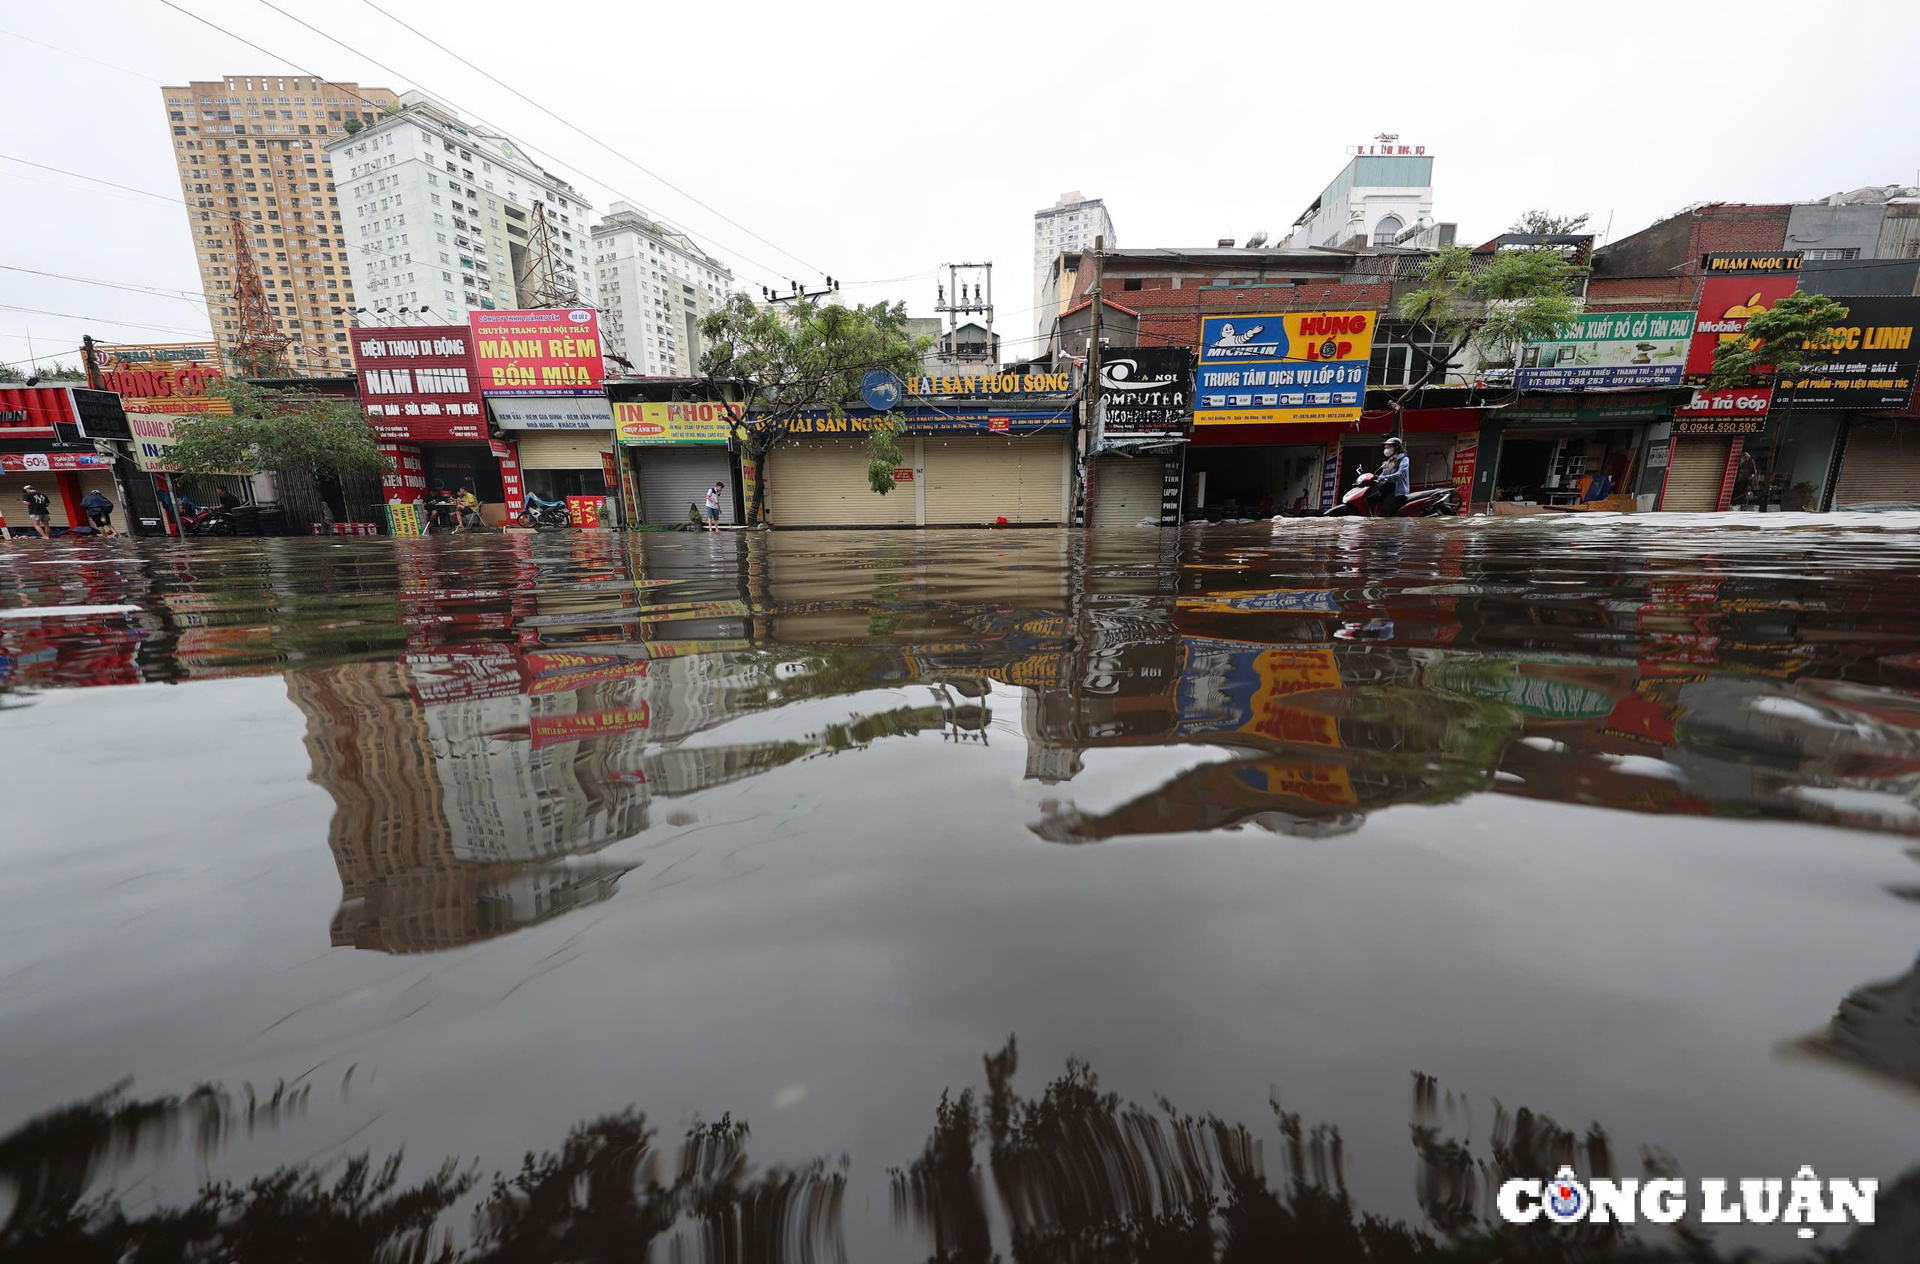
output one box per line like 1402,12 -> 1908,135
1339,438 -> 1456,494
523,468 -> 613,501
1490,431 -> 1639,506
421,446 -> 506,503
1184,445 -> 1323,519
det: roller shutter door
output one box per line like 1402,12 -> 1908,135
638,447 -> 732,525
1660,438 -> 1730,511
0,474 -> 71,527
1832,420 -> 1920,508
768,438 -> 915,526
516,431 -> 613,470
1091,455 -> 1166,527
924,435 -> 1067,525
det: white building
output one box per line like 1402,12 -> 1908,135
323,92 -> 594,327
1032,191 -> 1114,341
589,202 -> 732,377
1283,152 -> 1434,251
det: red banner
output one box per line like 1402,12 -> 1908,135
1715,439 -> 1745,512
0,387 -> 76,434
470,309 -> 604,396
349,325 -> 487,442
490,438 -> 525,517
0,452 -> 111,472
530,705 -> 651,747
379,442 -> 426,503
1450,434 -> 1478,509
567,495 -> 605,527
1685,276 -> 1800,382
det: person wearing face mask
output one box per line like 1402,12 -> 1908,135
1373,436 -> 1410,516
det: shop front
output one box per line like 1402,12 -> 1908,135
1831,416 -> 1920,508
350,325 -> 523,531
613,400 -> 740,526
1186,425 -> 1339,519
1471,395 -> 1678,513
1088,347 -> 1189,529
764,396 -> 1074,528
0,386 -> 128,535
491,396 -> 618,522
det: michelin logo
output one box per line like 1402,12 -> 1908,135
1207,322 -> 1281,359
1500,1166 -> 1875,1240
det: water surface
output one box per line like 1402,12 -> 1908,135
3,519 -> 1920,1260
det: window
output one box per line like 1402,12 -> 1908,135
1803,247 -> 1860,260
1371,215 -> 1404,246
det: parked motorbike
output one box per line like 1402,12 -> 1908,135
516,501 -> 570,529
178,504 -> 236,536
1319,471 -> 1459,518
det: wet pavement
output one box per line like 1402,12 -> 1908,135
3,518 -> 1920,1261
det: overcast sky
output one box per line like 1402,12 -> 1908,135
3,0 -> 1917,371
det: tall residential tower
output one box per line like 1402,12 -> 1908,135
162,75 -> 399,375
1032,192 -> 1114,342
590,202 -> 732,377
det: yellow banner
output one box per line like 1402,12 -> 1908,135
1195,311 -> 1375,426
614,401 -> 741,445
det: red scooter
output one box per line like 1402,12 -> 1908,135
1321,471 -> 1459,518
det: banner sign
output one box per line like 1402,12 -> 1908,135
471,309 -> 604,396
349,325 -> 487,442
904,371 -> 1074,398
128,414 -> 182,472
491,396 -> 614,431
95,342 -> 230,415
1516,310 -> 1694,390
566,495 -> 606,527
1196,311 -> 1374,426
613,400 -> 742,445
1451,434 -> 1479,507
1701,251 -> 1804,274
1775,297 -> 1920,410
783,409 -> 1069,435
379,442 -> 426,503
1672,386 -> 1772,429
1096,347 -> 1193,441
1685,276 -> 1800,382
490,438 -> 525,518
0,452 -> 112,472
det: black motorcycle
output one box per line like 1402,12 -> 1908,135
516,501 -> 570,529
179,504 -> 236,536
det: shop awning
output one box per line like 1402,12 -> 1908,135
490,397 -> 614,431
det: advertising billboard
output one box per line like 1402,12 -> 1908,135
490,397 -> 614,431
1516,310 -> 1695,390
348,325 -> 487,442
1095,346 -> 1193,442
1195,311 -> 1374,426
1775,297 -> 1920,411
613,401 -> 742,445
1684,276 -> 1801,382
470,309 -> 605,396
95,342 -> 230,415
0,386 -> 76,435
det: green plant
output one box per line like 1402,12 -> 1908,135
865,417 -> 904,495
168,380 -> 388,485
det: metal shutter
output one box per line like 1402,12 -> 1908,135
1661,438 -> 1730,511
637,447 -> 732,525
767,438 -> 915,526
1833,420 -> 1920,507
924,436 -> 1067,525
516,431 -> 613,470
2,474 -> 71,527
1091,455 -> 1166,527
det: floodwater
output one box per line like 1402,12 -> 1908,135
3,518 -> 1920,1262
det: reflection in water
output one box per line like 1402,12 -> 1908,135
8,525 -> 1920,1258
5,1043 -> 1915,1261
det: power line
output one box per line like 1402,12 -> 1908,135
165,0 -> 791,291
348,0 -> 826,277
0,303 -> 216,337
0,28 -> 160,81
0,154 -> 183,203
0,263 -> 209,304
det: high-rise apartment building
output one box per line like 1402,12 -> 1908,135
325,91 -> 595,329
590,202 -> 732,377
1032,191 -> 1114,341
162,75 -> 400,376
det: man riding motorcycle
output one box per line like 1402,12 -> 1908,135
1370,437 -> 1410,517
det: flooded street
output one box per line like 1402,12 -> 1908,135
4,519 -> 1920,1261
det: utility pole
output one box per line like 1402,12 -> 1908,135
1079,236 -> 1105,526
762,277 -> 839,305
80,335 -> 102,389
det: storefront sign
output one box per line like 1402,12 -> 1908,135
1673,386 -> 1772,429
613,401 -> 742,445
904,371 -> 1073,397
1196,311 -> 1374,426
490,396 -> 614,430
471,309 -> 604,396
1505,394 -> 1673,423
95,342 -> 230,415
1685,276 -> 1800,382
1451,434 -> 1479,507
0,386 -> 77,435
349,325 -> 487,442
1701,251 -> 1804,274
566,495 -> 606,527
128,414 -> 181,472
490,439 -> 525,517
785,410 -> 1069,435
1775,296 -> 1920,410
0,452 -> 111,472
1516,310 -> 1695,390
1096,347 -> 1193,442
379,442 -> 427,503
387,501 -> 422,537
1320,450 -> 1340,507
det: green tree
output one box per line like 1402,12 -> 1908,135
697,296 -> 929,524
1507,210 -> 1591,235
1391,243 -> 1586,425
1706,289 -> 1851,510
168,380 -> 388,486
